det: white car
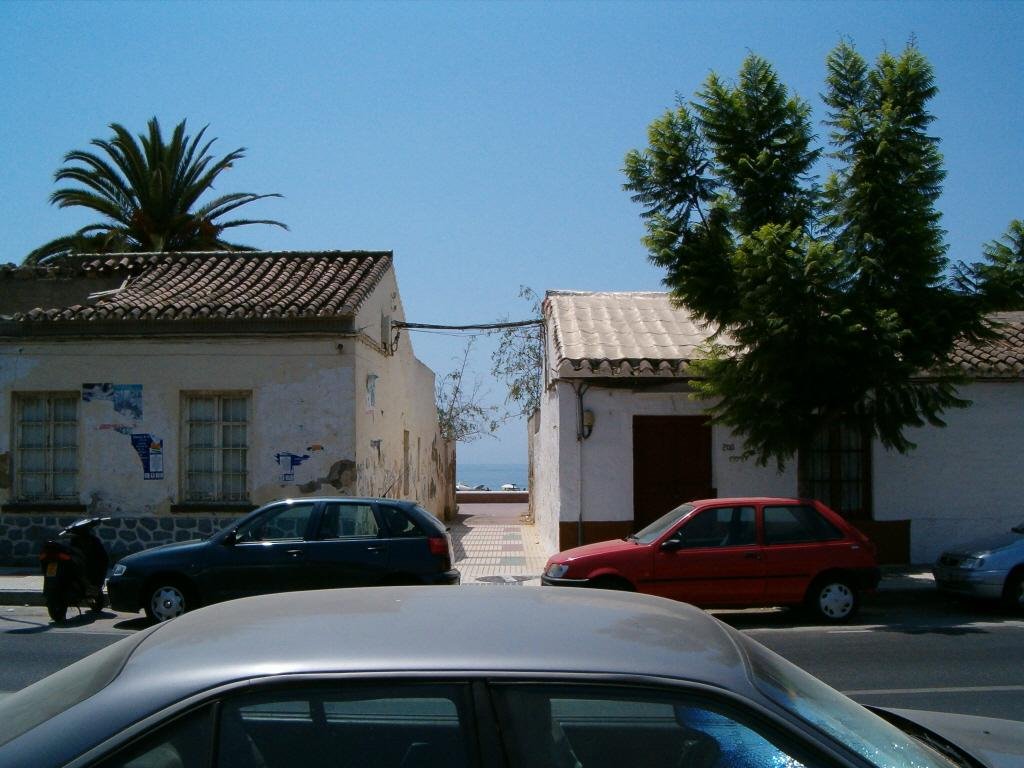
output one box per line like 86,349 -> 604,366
933,522 -> 1024,609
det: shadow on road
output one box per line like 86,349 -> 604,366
114,616 -> 152,631
0,613 -> 51,634
1,609 -> 124,634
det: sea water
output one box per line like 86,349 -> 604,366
456,462 -> 528,491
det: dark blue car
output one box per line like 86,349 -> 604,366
107,497 -> 459,621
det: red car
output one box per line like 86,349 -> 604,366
542,497 -> 879,622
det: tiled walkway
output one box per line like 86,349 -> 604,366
450,503 -> 551,586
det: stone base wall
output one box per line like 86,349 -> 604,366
0,514 -> 246,566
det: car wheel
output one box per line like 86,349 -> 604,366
1003,570 -> 1024,612
808,577 -> 858,622
145,581 -> 192,622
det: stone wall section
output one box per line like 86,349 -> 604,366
0,514 -> 244,566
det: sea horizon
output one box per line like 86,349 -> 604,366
456,462 -> 528,491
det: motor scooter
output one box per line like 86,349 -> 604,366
38,517 -> 110,622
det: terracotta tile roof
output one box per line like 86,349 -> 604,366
950,311 -> 1024,378
2,251 -> 392,323
545,291 -> 1024,380
545,291 -> 721,377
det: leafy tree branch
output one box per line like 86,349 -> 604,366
26,118 -> 286,264
624,41 -> 985,470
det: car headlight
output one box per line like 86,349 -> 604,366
960,556 -> 985,570
111,563 -> 127,577
545,563 -> 569,578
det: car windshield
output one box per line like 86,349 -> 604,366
630,504 -> 694,544
743,638 -> 962,768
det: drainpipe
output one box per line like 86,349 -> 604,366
572,382 -> 591,546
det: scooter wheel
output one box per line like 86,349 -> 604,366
47,600 -> 68,623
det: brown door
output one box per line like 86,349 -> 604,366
632,416 -> 713,531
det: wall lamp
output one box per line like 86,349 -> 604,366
581,409 -> 595,439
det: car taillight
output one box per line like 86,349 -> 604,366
428,536 -> 452,570
428,536 -> 448,556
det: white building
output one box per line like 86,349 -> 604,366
531,291 -> 1023,564
0,251 -> 453,564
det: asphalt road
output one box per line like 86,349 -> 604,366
2,596 -> 1023,722
719,599 -> 1024,721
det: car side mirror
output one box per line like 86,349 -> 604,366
222,530 -> 239,546
661,539 -> 683,552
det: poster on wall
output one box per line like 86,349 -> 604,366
82,383 -> 143,419
131,433 -> 164,480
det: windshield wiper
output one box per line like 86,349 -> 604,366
875,710 -> 980,768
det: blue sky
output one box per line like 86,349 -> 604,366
3,1 -> 1021,464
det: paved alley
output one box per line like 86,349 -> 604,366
449,502 -> 550,586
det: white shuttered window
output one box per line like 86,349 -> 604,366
15,393 -> 78,501
183,393 -> 249,502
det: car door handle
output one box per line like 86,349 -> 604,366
365,545 -> 386,553
743,552 -> 761,560
286,549 -> 305,558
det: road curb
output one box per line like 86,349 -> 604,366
0,591 -> 45,607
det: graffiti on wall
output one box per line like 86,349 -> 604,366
275,451 -> 311,482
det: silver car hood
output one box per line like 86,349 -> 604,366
942,531 -> 1023,557
874,707 -> 1024,768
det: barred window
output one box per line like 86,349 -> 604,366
800,421 -> 871,519
183,393 -> 249,502
14,393 -> 78,501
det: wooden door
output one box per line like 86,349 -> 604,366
632,416 -> 713,531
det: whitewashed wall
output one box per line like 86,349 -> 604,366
533,385 -> 564,555
0,337 -> 357,514
353,269 -> 452,519
534,376 -> 1022,563
874,381 -> 1024,562
532,380 -> 795,550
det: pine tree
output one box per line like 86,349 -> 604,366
624,42 -> 982,470
955,220 -> 1024,311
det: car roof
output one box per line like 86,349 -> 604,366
690,497 -> 816,506
270,496 -> 419,506
7,588 -> 762,766
121,587 -> 751,690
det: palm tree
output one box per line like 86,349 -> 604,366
25,118 -> 287,264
